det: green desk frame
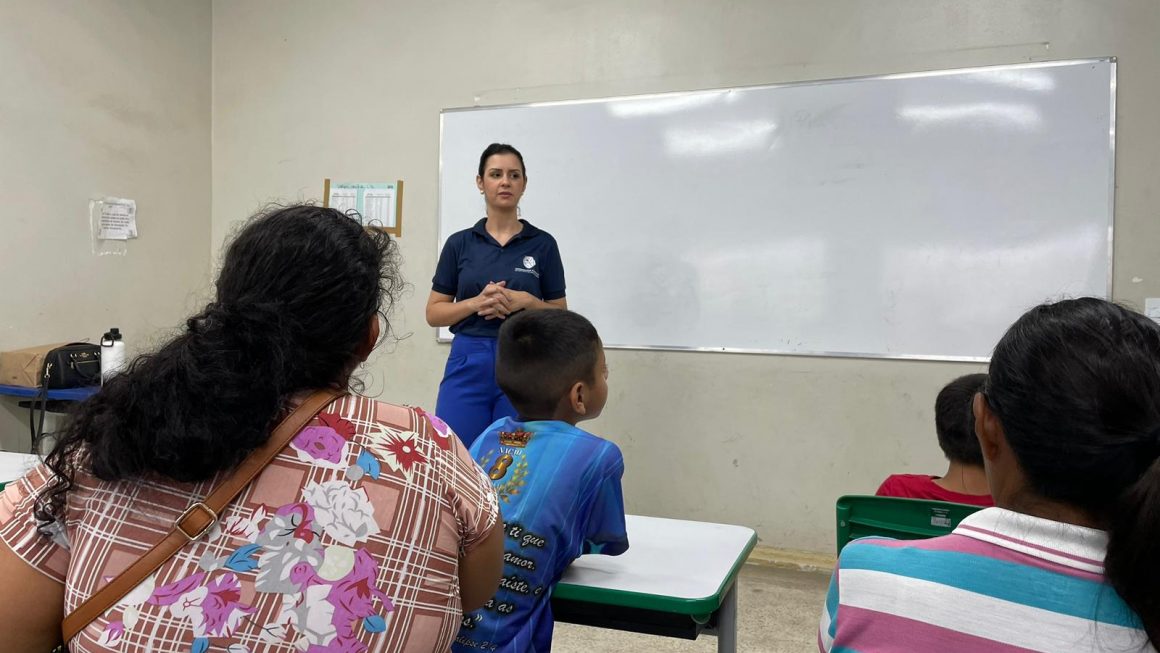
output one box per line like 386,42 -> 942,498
551,515 -> 757,652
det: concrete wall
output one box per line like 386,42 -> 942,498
0,0 -> 212,451
187,0 -> 1160,552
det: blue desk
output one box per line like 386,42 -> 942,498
0,384 -> 99,401
1,384 -> 98,452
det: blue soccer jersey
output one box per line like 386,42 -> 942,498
453,418 -> 628,653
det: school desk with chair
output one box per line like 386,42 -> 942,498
834,494 -> 983,553
553,514 -> 757,653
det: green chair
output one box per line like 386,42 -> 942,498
835,495 -> 983,554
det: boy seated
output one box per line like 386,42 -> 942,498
875,373 -> 993,506
453,309 -> 629,653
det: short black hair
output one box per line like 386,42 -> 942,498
495,310 -> 601,418
478,143 -> 526,177
935,373 -> 988,465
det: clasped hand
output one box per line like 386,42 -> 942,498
475,281 -> 535,320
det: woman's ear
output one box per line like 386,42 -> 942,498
356,315 -> 381,363
476,175 -> 485,194
974,391 -> 1003,463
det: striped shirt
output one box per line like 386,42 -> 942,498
819,507 -> 1155,653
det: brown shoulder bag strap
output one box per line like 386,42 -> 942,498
60,388 -> 345,644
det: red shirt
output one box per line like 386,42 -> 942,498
875,474 -> 994,507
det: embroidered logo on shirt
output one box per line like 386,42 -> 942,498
523,256 -> 536,269
499,429 -> 533,448
489,453 -> 515,480
481,448 -> 529,501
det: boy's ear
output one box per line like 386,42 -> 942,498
569,381 -> 587,416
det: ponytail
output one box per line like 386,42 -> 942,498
983,298 -> 1160,646
1106,445 -> 1160,645
35,303 -> 300,526
34,205 -> 400,528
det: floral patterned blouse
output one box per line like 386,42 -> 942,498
0,395 -> 500,652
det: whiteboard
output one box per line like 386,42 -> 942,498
438,59 -> 1115,360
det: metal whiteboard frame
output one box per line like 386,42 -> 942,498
435,58 -> 1117,362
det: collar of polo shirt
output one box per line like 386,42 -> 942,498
471,218 -> 540,246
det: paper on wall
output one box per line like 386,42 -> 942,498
97,198 -> 138,240
361,186 -> 396,228
328,188 -> 358,216
326,182 -> 398,230
1146,298 -> 1160,325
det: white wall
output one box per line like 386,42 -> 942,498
0,0 -> 212,451
204,0 -> 1156,553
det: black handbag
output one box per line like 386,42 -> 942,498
29,343 -> 101,451
41,343 -> 101,389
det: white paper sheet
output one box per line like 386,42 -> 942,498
361,187 -> 396,228
97,198 -> 137,240
328,188 -> 358,216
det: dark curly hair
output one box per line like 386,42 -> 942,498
34,205 -> 401,527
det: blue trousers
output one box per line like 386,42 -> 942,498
435,334 -> 516,448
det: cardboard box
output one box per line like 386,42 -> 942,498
0,343 -> 68,388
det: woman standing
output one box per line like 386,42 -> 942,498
427,144 -> 567,447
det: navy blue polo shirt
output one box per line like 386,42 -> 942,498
433,219 -> 566,337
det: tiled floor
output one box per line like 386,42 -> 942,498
552,565 -> 830,652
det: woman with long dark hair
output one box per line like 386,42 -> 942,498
821,297 -> 1160,652
0,205 -> 503,652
